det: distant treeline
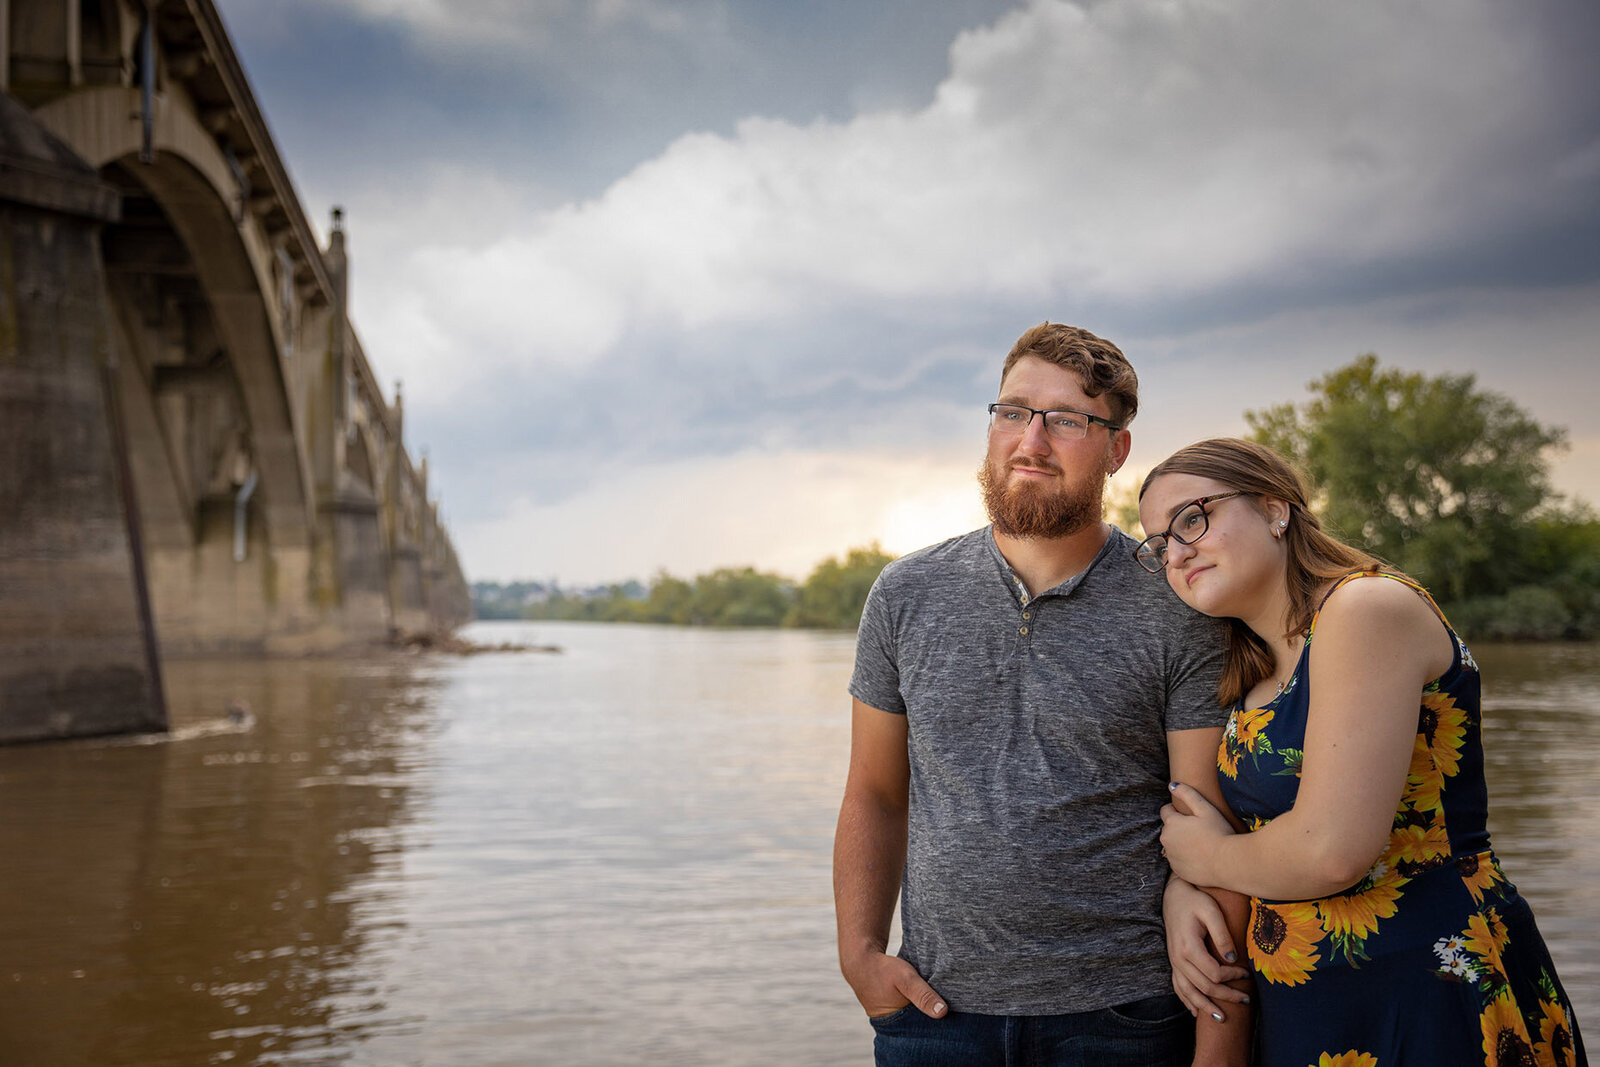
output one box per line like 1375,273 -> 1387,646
473,545 -> 896,631
475,356 -> 1600,641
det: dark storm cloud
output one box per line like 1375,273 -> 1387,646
216,0 -> 1019,202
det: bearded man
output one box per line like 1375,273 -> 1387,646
833,323 -> 1252,1066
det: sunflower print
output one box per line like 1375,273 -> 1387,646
1464,908 -> 1512,970
1249,899 -> 1323,986
1311,1054 -> 1378,1067
1535,982 -> 1578,1067
1319,859 -> 1405,965
1218,714 -> 1242,780
1480,993 -> 1538,1067
1400,732 -> 1447,814
1432,905 -> 1528,1010
1419,689 -> 1468,779
1462,909 -> 1514,1000
1216,570 -> 1585,1065
1458,850 -> 1507,905
1385,815 -> 1451,875
1219,702 -> 1276,780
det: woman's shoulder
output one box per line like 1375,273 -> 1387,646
1311,572 -> 1453,669
1317,571 -> 1436,626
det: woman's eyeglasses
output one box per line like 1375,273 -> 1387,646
1133,491 -> 1256,574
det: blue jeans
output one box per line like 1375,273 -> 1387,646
869,993 -> 1193,1067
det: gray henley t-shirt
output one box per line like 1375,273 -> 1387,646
849,525 -> 1228,1015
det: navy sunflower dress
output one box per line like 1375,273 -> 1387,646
1218,571 -> 1587,1067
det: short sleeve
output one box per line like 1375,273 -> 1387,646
849,570 -> 906,715
1164,612 -> 1230,732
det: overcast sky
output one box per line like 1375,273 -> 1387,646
215,0 -> 1600,585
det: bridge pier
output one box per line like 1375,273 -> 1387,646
320,483 -> 392,642
0,95 -> 167,742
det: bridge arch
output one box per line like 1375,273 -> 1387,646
35,86 -> 313,554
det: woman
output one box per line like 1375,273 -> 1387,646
1138,438 -> 1585,1066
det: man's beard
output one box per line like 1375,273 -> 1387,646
978,456 -> 1108,540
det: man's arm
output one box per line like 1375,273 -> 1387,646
833,698 -> 947,1019
1167,727 -> 1252,1067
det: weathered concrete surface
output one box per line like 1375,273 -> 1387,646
0,94 -> 166,742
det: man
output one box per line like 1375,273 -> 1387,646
833,323 -> 1250,1065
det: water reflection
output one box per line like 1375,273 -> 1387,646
0,657 -> 443,1066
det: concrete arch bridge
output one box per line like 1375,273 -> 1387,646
1,0 -> 470,742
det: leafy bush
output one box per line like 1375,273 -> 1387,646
1449,586 -> 1573,642
790,545 -> 896,629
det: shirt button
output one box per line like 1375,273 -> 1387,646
1022,612 -> 1031,620
1019,626 -> 1029,635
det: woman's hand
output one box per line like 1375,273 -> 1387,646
1162,877 -> 1250,1021
1160,781 -> 1236,890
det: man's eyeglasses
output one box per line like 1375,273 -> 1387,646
987,403 -> 1121,441
1133,491 -> 1256,574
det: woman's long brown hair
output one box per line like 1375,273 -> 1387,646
1138,438 -> 1393,707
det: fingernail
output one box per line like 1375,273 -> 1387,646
933,1002 -> 946,1016
1211,1011 -> 1224,1022
1241,995 -> 1251,1004
1167,781 -> 1177,791
1224,951 -> 1236,963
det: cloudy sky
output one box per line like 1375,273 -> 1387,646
214,0 -> 1600,586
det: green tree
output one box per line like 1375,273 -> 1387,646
686,567 -> 795,627
1530,505 -> 1600,634
598,583 -> 648,622
643,571 -> 694,625
1247,355 -> 1567,604
523,588 -> 573,620
790,544 -> 896,629
523,583 -> 641,621
1449,502 -> 1600,640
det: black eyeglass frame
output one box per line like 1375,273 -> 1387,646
1133,490 -> 1257,574
986,403 -> 1122,437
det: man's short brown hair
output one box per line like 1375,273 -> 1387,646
1000,323 -> 1139,426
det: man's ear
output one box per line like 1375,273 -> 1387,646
1108,429 -> 1133,474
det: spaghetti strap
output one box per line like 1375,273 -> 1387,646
1309,568 -> 1453,635
1314,568 -> 1377,611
